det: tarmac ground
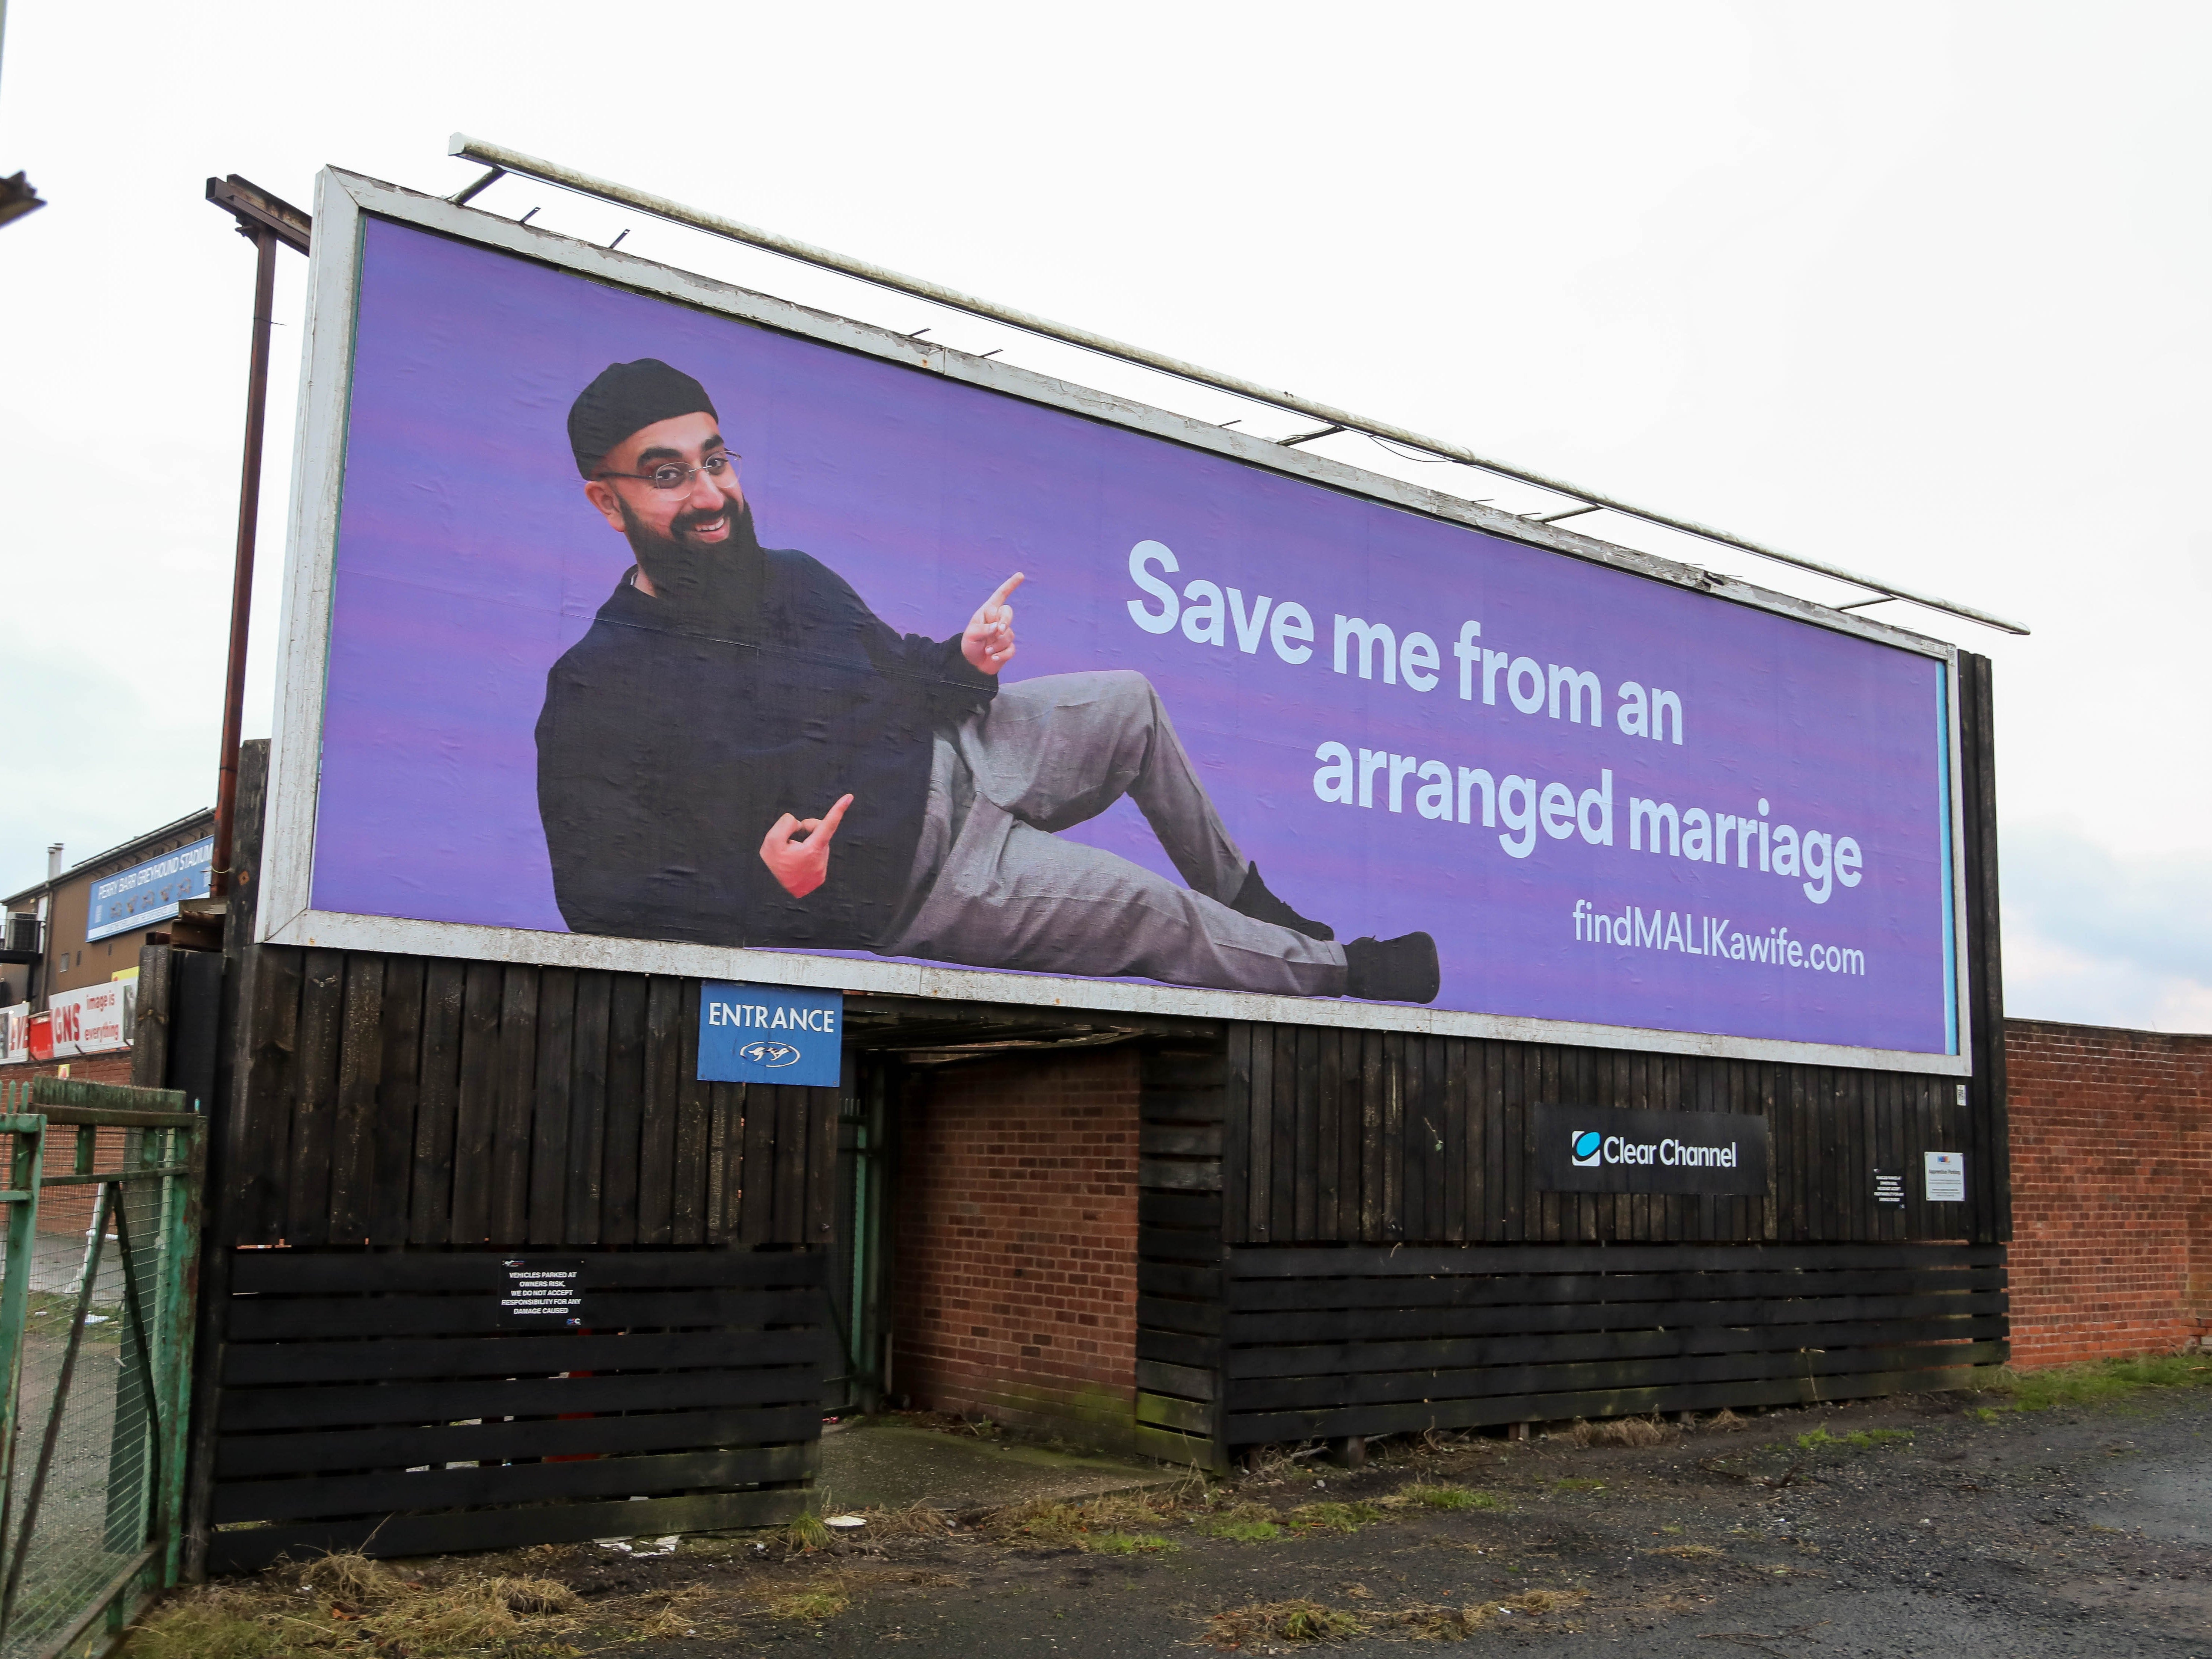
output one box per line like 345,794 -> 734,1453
132,1379 -> 2212,1659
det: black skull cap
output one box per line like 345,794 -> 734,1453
568,358 -> 719,477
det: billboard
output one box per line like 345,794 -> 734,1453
0,1003 -> 26,1065
43,981 -> 132,1057
261,171 -> 1970,1071
85,836 -> 213,942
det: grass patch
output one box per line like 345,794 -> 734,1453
785,1511 -> 835,1552
1212,1588 -> 1593,1646
1979,1356 -> 2212,1413
1208,1518 -> 1287,1542
1290,1500 -> 1386,1533
990,1492 -> 1183,1552
1089,1531 -> 1177,1554
763,1583 -> 849,1622
1795,1427 -> 1912,1451
1401,1483 -> 1492,1511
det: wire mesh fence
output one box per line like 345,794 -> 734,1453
0,1080 -> 201,1659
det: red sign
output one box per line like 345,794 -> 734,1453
26,1011 -> 53,1063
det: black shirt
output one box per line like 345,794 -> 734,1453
535,544 -> 995,949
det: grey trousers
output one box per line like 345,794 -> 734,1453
877,671 -> 1348,996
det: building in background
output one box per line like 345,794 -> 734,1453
0,807 -> 213,1075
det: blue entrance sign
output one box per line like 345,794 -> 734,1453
697,982 -> 844,1087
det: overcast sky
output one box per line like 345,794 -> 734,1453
1,2 -> 2204,1029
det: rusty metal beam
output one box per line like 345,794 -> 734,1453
446,132 -> 2029,638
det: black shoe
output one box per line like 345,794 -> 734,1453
1344,932 -> 1440,1004
1229,862 -> 1334,941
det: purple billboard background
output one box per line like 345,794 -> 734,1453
310,218 -> 1956,1055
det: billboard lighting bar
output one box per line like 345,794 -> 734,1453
446,132 -> 2029,639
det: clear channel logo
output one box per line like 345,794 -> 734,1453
1570,1129 -> 1604,1168
737,1039 -> 804,1069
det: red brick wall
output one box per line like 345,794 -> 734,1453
2006,1018 -> 2212,1367
891,1046 -> 1141,1451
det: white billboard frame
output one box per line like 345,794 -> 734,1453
259,167 -> 1975,1076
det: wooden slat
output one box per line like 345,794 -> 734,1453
565,969 -> 611,1246
1225,1290 -> 2008,1348
637,975 -> 683,1246
1232,1341 -> 2009,1416
284,949 -> 346,1245
370,957 -> 425,1246
529,967 -> 577,1247
739,1075 -> 777,1246
671,985 -> 711,1246
213,1442 -> 814,1525
207,1488 -> 809,1574
1228,1242 -> 2004,1278
217,1363 -> 823,1432
1226,1362 -> 2001,1442
215,1404 -> 822,1478
490,965 -> 540,1244
326,955 -> 386,1244
408,959 -> 466,1246
1230,1266 -> 2005,1314
230,945 -> 300,1245
808,1075 -> 838,1249
222,1327 -> 831,1388
448,960 -> 504,1245
224,1286 -> 828,1342
601,974 -> 648,1245
228,1246 -> 824,1295
1226,1316 -> 2007,1382
130,944 -> 174,1092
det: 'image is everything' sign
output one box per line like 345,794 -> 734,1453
294,210 -> 1962,1061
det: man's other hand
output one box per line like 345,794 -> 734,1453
760,795 -> 853,898
961,572 -> 1024,675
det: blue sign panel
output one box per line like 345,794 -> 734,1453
85,837 -> 214,942
697,982 -> 844,1087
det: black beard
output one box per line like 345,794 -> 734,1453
618,494 -> 763,620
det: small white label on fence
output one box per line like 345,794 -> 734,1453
1924,1151 -> 1965,1203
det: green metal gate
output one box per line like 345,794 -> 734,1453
0,1080 -> 202,1659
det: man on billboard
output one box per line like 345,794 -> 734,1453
535,358 -> 1438,1003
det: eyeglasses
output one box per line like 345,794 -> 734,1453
596,451 -> 742,491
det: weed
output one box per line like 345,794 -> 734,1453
1704,1409 -> 1749,1433
1087,1531 -> 1177,1555
1291,1501 -> 1385,1533
1796,1426 -> 1912,1452
1209,1599 -> 1366,1645
991,1493 -> 1182,1552
1979,1356 -> 2212,1413
1208,1516 -> 1286,1542
1566,1414 -> 1678,1448
765,1585 -> 849,1622
122,1595 -> 281,1659
130,1557 -> 591,1659
786,1511 -> 835,1552
1401,1483 -> 1482,1511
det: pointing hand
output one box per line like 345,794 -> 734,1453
962,571 -> 1024,675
